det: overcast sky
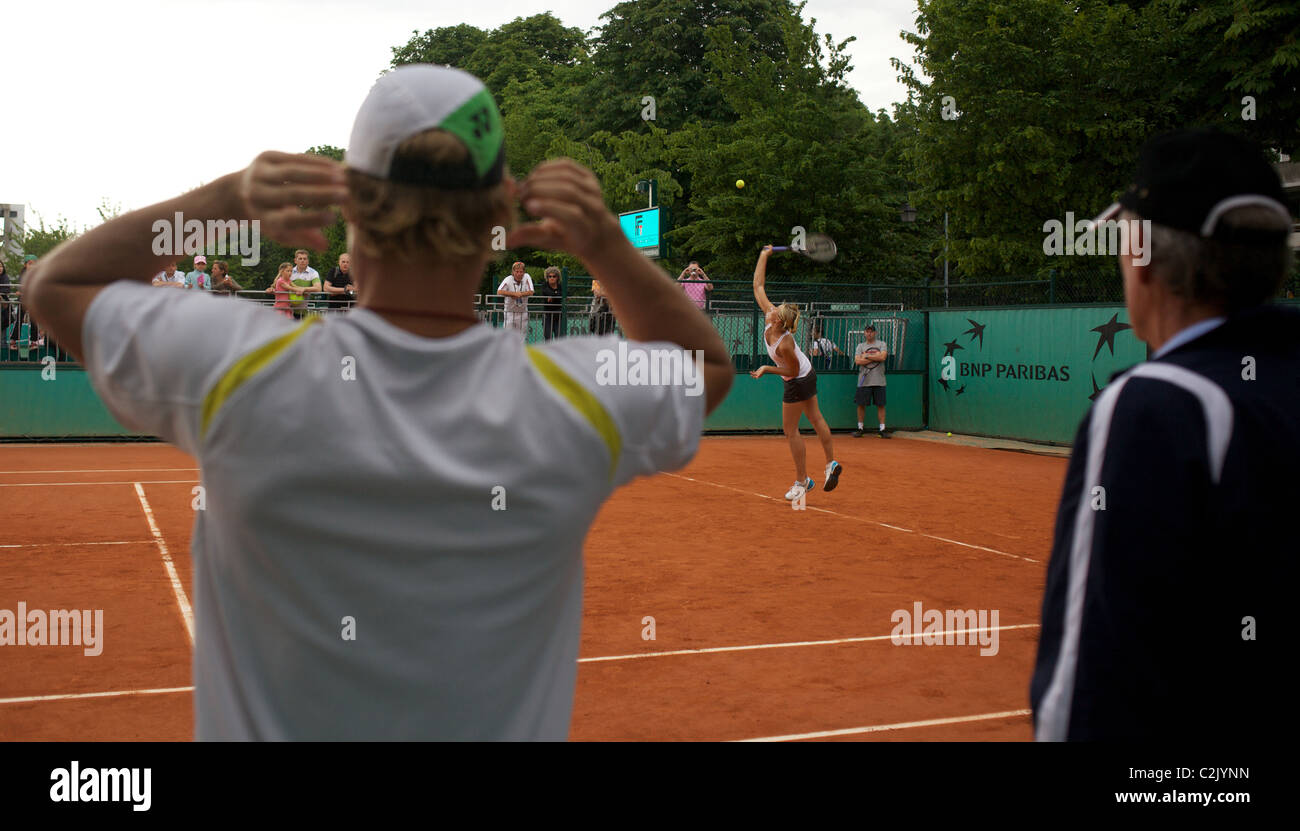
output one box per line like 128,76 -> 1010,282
5,0 -> 921,232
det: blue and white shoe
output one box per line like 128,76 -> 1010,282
823,461 -> 843,492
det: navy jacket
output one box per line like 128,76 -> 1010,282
1031,303 -> 1297,740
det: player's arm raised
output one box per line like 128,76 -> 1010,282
752,246 -> 775,313
507,158 -> 732,414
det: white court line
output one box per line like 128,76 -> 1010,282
0,479 -> 199,487
662,472 -> 1039,563
579,624 -> 1040,663
0,468 -> 198,474
0,686 -> 194,705
737,708 -> 1033,742
133,482 -> 195,646
1,540 -> 155,549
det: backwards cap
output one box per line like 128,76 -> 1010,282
346,64 -> 505,189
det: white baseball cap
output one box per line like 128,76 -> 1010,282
346,64 -> 506,189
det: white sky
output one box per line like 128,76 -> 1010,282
5,0 -> 921,232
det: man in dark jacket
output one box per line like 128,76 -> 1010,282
1032,129 -> 1297,741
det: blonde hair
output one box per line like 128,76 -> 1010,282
774,302 -> 801,333
276,263 -> 292,280
346,129 -> 513,263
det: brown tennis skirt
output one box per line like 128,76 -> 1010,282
783,369 -> 818,403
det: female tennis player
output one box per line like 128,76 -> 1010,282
750,244 -> 843,500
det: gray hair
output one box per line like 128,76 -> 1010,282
1137,205 -> 1293,311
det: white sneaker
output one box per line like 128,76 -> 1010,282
784,478 -> 814,501
824,461 -> 843,492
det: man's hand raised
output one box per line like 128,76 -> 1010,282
506,159 -> 623,263
237,151 -> 348,251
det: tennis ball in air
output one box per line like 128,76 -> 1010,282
736,179 -> 745,189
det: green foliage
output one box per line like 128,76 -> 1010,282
3,213 -> 79,278
893,0 -> 1298,281
579,0 -> 798,134
392,14 -> 587,107
1179,0 -> 1300,155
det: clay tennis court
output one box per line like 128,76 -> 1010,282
0,434 -> 1065,741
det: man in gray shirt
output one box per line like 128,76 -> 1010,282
853,325 -> 889,438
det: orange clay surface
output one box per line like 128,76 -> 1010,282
0,435 -> 1066,741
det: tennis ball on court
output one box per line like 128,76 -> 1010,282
736,179 -> 745,189
947,432 -> 953,437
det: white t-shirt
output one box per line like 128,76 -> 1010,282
153,271 -> 185,286
81,281 -> 705,740
498,274 -> 534,314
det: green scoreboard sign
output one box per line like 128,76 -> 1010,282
618,207 -> 660,258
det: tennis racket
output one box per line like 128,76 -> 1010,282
770,233 -> 837,262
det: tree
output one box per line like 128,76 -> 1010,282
391,14 -> 587,112
1179,0 -> 1300,156
892,0 -> 1192,279
4,213 -> 79,278
892,0 -> 1298,284
579,0 -> 800,135
668,16 -> 926,281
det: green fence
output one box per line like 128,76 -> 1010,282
5,288 -> 1292,443
927,305 -> 1146,444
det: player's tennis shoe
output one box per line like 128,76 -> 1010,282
784,478 -> 815,501
824,461 -> 843,492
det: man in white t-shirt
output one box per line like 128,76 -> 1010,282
497,261 -> 533,337
22,64 -> 732,740
152,260 -> 186,288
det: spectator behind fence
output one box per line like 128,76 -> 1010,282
185,255 -> 211,291
289,249 -> 321,318
17,255 -> 41,346
497,261 -> 533,338
589,279 -> 615,335
266,262 -> 295,318
677,260 -> 712,311
538,266 -> 562,340
152,260 -> 186,288
211,261 -> 242,295
808,322 -> 842,370
1,261 -> 13,350
324,252 -> 355,305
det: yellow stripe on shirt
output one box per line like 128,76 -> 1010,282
526,346 -> 622,480
200,318 -> 320,439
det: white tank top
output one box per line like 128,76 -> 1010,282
764,323 -> 812,380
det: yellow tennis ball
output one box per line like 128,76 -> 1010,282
736,179 -> 745,189
947,432 -> 952,437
